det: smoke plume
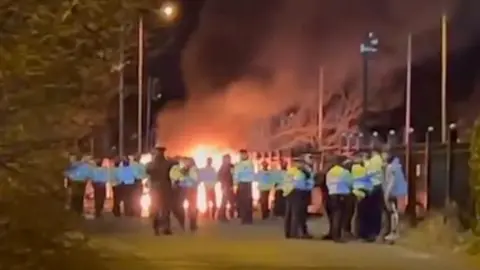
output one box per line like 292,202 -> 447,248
157,0 -> 480,154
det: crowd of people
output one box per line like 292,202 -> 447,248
64,155 -> 147,218
64,146 -> 407,243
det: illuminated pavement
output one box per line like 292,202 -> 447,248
87,216 -> 476,270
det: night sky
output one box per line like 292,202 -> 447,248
113,0 -> 480,154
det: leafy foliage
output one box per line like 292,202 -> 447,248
469,118 -> 480,235
0,0 -> 161,268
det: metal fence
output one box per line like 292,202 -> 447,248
251,133 -> 474,228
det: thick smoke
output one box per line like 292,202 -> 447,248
157,0 -> 479,153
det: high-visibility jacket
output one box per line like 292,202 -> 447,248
366,154 -> 384,186
295,165 -> 315,191
233,160 -> 255,183
351,163 -> 372,199
169,164 -> 198,188
198,166 -> 217,189
270,169 -> 286,190
65,162 -> 91,182
255,169 -> 275,191
91,166 -> 110,183
283,166 -> 314,196
326,165 -> 351,195
114,165 -> 136,185
131,161 -> 147,180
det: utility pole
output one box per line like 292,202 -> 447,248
405,34 -> 412,145
360,32 -> 379,138
137,16 -> 144,154
145,77 -> 153,151
405,33 -> 417,226
118,28 -> 125,157
441,13 -> 448,143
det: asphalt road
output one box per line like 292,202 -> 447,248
87,216 -> 476,270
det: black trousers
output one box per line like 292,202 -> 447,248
237,182 -> 253,224
69,181 -> 86,215
273,190 -> 285,217
92,182 -> 106,218
328,194 -> 347,241
111,183 -> 137,217
343,194 -> 357,235
112,185 -> 122,217
299,190 -> 311,234
218,185 -> 235,220
259,190 -> 270,219
356,194 -> 370,240
324,195 -> 333,237
284,190 -> 305,238
151,187 -> 184,233
367,186 -> 384,238
206,187 -> 217,219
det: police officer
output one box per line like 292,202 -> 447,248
256,160 -> 274,220
147,147 -> 175,235
325,156 -> 352,242
90,158 -> 109,218
352,153 -> 374,241
365,149 -> 386,240
233,149 -> 255,224
111,157 -> 122,217
272,160 -> 287,217
218,154 -> 235,221
284,157 -> 314,239
298,155 -> 314,238
198,157 -> 217,219
170,157 -> 199,231
64,155 -> 91,215
114,157 -> 137,217
341,157 -> 356,239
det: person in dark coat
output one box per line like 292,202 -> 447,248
147,146 -> 175,235
217,154 -> 236,221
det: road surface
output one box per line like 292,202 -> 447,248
87,216 -> 476,270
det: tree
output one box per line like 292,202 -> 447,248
469,118 -> 480,235
0,0 -> 156,268
264,77 -> 362,151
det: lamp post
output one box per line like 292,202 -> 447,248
425,126 -> 433,210
405,126 -> 416,226
444,123 -> 456,222
388,129 -> 396,148
360,32 -> 379,138
371,131 -> 379,150
136,1 -> 179,153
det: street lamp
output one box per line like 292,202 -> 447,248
157,1 -> 180,22
359,32 -> 379,137
425,126 -> 434,210
137,1 -> 179,153
388,129 -> 396,147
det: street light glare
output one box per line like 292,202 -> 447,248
158,1 -> 179,22
163,6 -> 173,16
